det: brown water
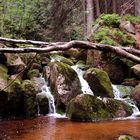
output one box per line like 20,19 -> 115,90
0,116 -> 140,140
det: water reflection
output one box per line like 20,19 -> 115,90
0,116 -> 140,140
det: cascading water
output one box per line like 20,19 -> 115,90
39,75 -> 56,114
38,75 -> 66,118
112,84 -> 140,118
71,65 -> 94,95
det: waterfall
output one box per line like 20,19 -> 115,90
38,75 -> 66,118
112,84 -> 140,117
71,65 -> 94,95
41,85 -> 56,114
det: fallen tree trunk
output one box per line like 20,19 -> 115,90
0,37 -> 140,63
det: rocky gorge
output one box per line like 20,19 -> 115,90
0,14 -> 140,122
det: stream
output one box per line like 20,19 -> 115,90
0,116 -> 140,140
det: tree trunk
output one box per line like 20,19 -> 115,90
112,0 -> 117,13
86,0 -> 94,38
95,0 -> 100,17
135,0 -> 140,16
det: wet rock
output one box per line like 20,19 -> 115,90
118,135 -> 137,140
27,69 -> 40,79
37,92 -> 49,115
44,62 -> 82,111
103,98 -> 133,117
66,94 -> 112,122
0,64 -> 8,91
84,68 -> 114,98
131,64 -> 140,79
130,84 -> 140,109
22,80 -> 38,118
122,78 -> 139,87
121,21 -> 135,34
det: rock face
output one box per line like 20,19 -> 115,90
84,68 -> 114,98
66,94 -> 112,121
131,64 -> 140,79
44,62 -> 82,111
103,98 -> 133,117
130,84 -> 140,109
0,64 -> 8,91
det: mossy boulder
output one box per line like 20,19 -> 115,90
0,64 -> 8,91
130,84 -> 140,109
6,77 -> 23,117
103,98 -> 133,117
66,94 -> 112,122
84,68 -> 114,98
22,80 -> 38,118
50,54 -> 74,65
27,69 -> 40,79
118,135 -> 137,140
43,61 -> 82,112
6,54 -> 26,75
37,92 -> 49,115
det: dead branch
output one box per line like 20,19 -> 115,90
0,37 -> 140,63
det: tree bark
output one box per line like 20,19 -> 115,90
112,0 -> 117,13
95,0 -> 100,17
86,0 -> 94,38
0,37 -> 140,63
135,0 -> 140,16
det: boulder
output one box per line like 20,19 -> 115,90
84,68 -> 114,98
131,64 -> 140,79
0,64 -> 8,91
5,54 -> 26,75
103,98 -> 133,117
66,94 -> 112,122
43,62 -> 82,111
27,69 -> 40,79
130,84 -> 140,109
22,80 -> 38,118
37,92 -> 49,115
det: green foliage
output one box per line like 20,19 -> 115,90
93,26 -> 110,42
100,14 -> 120,27
124,14 -> 140,24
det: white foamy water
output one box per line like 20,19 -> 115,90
71,65 -> 94,95
112,84 -> 140,118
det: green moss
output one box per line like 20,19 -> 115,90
50,54 -> 74,65
0,64 -> 8,83
100,14 -> 120,27
49,62 -> 77,85
66,94 -> 112,122
91,68 -> 113,97
93,26 -> 110,42
27,69 -> 40,79
124,14 -> 140,24
100,36 -> 118,46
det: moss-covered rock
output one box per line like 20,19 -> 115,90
22,80 -> 38,118
118,135 -> 137,140
50,54 -> 74,65
44,61 -> 82,112
37,92 -> 49,115
66,94 -> 112,122
130,84 -> 140,109
84,68 -> 114,98
103,98 -> 133,117
27,69 -> 40,79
